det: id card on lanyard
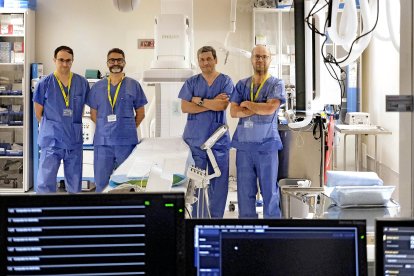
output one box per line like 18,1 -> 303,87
244,74 -> 270,128
54,72 -> 73,117
107,76 -> 124,122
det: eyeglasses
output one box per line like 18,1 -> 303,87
253,55 -> 270,61
107,58 -> 125,64
56,58 -> 73,64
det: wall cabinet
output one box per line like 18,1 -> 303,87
0,9 -> 34,192
253,7 -> 295,86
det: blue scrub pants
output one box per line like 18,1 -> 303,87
190,146 -> 229,218
236,150 -> 281,218
94,144 -> 135,192
36,146 -> 83,193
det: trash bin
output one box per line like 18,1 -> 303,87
279,178 -> 310,218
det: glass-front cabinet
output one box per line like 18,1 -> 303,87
0,8 -> 34,192
253,7 -> 295,86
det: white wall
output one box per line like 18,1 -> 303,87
36,0 -> 155,77
362,1 -> 399,177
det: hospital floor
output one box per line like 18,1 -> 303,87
44,179 -> 264,218
223,178 -> 264,219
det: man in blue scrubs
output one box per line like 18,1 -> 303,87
179,46 -> 234,218
34,46 -> 90,193
230,45 -> 286,218
88,48 -> 147,192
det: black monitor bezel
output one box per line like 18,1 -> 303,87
0,192 -> 185,276
185,218 -> 367,276
375,219 -> 414,276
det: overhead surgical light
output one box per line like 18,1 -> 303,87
112,0 -> 141,12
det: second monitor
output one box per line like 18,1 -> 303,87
186,219 -> 367,276
376,219 -> 414,276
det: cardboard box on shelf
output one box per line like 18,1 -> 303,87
0,14 -> 11,26
13,41 -> 23,53
12,24 -> 24,35
0,42 -> 11,63
0,24 -> 12,34
10,14 -> 23,25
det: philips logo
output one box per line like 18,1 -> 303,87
162,35 -> 180,39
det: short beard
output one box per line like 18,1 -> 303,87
110,66 -> 123,73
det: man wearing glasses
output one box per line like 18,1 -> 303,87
34,45 -> 90,193
230,44 -> 286,218
87,48 -> 147,192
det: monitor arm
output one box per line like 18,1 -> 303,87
185,124 -> 228,218
186,125 -> 228,184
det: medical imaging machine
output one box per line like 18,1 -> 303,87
142,0 -> 195,138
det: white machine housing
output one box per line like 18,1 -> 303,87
345,112 -> 370,125
82,106 -> 95,146
142,0 -> 194,83
142,0 -> 194,138
151,14 -> 190,69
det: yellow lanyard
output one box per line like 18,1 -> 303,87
107,76 -> 124,113
54,71 -> 73,108
250,74 -> 270,102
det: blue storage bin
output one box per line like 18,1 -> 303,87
0,110 -> 8,125
3,0 -> 36,10
0,143 -> 11,156
6,104 -> 22,126
6,149 -> 23,156
8,143 -> 23,156
8,111 -> 23,126
9,90 -> 22,95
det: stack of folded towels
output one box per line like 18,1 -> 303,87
326,171 -> 395,207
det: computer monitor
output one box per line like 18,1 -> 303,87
0,193 -> 185,276
376,219 -> 414,276
186,219 -> 367,276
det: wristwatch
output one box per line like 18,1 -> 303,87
197,98 -> 204,106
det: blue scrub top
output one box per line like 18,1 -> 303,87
87,77 -> 147,146
178,73 -> 234,149
33,73 -> 90,150
230,76 -> 286,152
